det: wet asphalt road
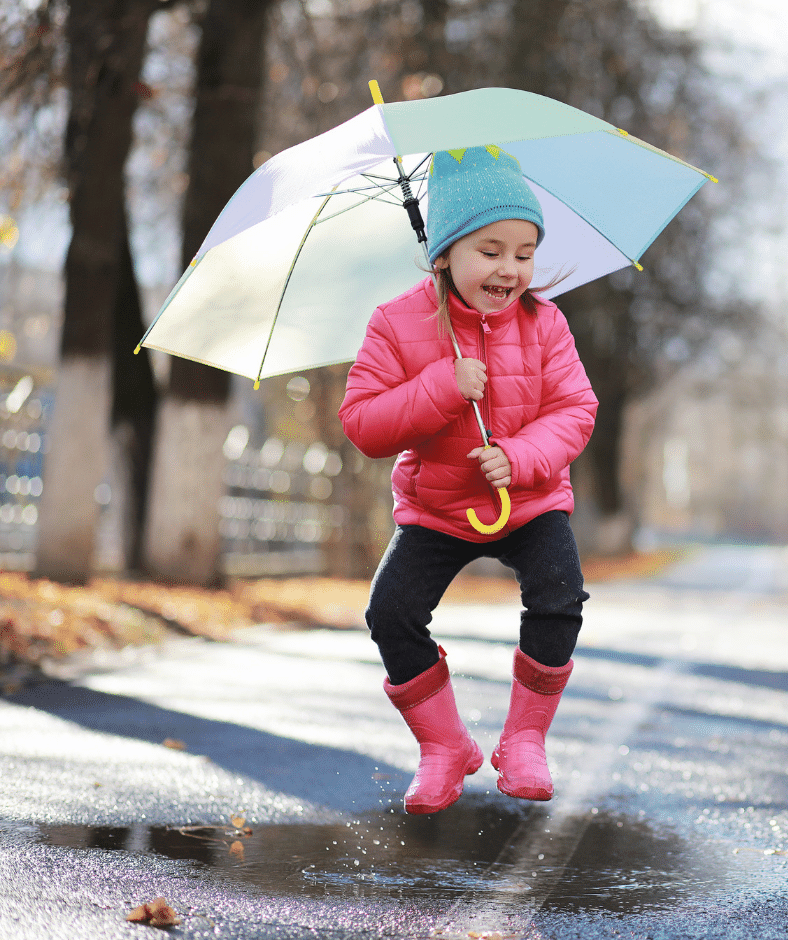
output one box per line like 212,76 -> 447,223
0,544 -> 786,939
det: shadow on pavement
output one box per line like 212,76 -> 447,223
441,637 -> 788,694
5,679 -> 410,815
577,646 -> 788,692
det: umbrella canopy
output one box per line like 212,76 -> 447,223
139,87 -> 715,384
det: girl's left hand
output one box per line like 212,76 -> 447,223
467,445 -> 511,489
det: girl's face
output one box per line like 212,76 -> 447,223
435,218 -> 539,316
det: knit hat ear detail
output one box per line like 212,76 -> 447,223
426,145 -> 545,263
430,144 -> 504,173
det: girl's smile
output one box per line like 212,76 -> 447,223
435,218 -> 539,316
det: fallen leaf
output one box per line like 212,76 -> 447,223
149,898 -> 181,928
230,814 -> 245,828
126,896 -> 181,927
126,904 -> 150,923
162,738 -> 187,751
229,840 -> 245,859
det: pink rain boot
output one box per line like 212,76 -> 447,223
491,648 -> 573,801
384,648 -> 483,814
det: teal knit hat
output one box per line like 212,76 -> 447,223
426,145 -> 545,263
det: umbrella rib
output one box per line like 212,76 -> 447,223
313,191 -> 402,225
315,181 -> 400,197
313,164 -> 430,221
315,173 -> 405,198
312,176 -> 415,224
314,157 -> 429,202
253,188 -> 337,389
252,156 -> 432,385
360,172 -> 401,182
359,174 -> 406,195
135,255 -> 203,355
612,128 -> 718,182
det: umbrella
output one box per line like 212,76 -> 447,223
137,83 -> 715,533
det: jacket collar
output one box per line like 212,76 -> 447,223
423,276 -> 521,331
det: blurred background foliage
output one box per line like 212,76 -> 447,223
0,0 -> 786,587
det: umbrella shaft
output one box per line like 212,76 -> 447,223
447,319 -> 489,445
421,243 -> 490,446
395,158 -> 428,244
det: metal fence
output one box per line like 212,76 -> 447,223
219,434 -> 346,577
0,373 -> 49,572
0,377 -> 346,577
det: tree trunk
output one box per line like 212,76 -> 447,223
143,0 -> 273,586
36,0 -> 155,583
111,202 -> 157,572
36,359 -> 112,581
503,0 -> 635,555
141,397 -> 229,585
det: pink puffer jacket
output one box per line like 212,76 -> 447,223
339,277 -> 598,542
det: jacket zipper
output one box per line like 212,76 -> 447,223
478,316 -> 492,439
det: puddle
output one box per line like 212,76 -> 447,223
33,801 -> 524,901
535,814 -> 744,914
28,804 -> 765,914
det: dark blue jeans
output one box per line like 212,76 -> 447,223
366,510 -> 588,685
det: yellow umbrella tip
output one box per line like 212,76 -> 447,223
368,80 -> 384,105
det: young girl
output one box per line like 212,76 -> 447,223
339,146 -> 598,814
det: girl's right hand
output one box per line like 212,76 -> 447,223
454,358 -> 487,401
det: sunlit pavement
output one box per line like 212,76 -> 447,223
0,544 -> 786,939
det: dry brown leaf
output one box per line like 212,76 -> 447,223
162,738 -> 187,751
2,564 -> 673,677
126,896 -> 181,927
126,904 -> 150,923
230,814 -> 245,828
149,901 -> 181,928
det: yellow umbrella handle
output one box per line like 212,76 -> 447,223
467,486 -> 511,535
466,443 -> 511,534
